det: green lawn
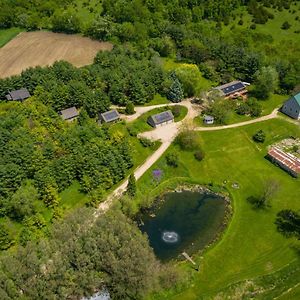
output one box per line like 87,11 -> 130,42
0,28 -> 23,48
137,118 -> 300,299
127,105 -> 188,134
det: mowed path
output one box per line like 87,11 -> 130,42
0,31 -> 112,78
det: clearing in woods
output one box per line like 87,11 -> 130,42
0,31 -> 113,78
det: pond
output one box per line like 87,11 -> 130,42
139,190 -> 228,261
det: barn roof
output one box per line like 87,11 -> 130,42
148,110 -> 174,125
100,109 -> 120,123
6,88 -> 31,101
214,81 -> 246,96
60,107 -> 79,120
268,147 -> 300,175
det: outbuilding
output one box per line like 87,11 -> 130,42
6,88 -> 31,101
281,92 -> 300,120
203,115 -> 214,125
60,107 -> 79,121
147,110 -> 174,128
267,147 -> 300,177
213,81 -> 249,99
99,109 -> 120,123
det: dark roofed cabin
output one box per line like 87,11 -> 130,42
99,109 -> 120,123
214,81 -> 248,99
6,88 -> 31,101
59,107 -> 79,121
147,110 -> 174,128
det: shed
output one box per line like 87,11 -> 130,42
60,107 -> 79,121
99,109 -> 120,123
147,110 -> 174,128
214,81 -> 248,98
203,115 -> 214,125
281,92 -> 300,120
268,147 -> 300,177
6,88 -> 31,101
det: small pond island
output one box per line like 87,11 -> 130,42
139,189 -> 230,261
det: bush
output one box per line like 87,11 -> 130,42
253,130 -> 266,143
166,152 -> 179,167
194,150 -> 205,161
171,105 -> 181,118
125,102 -> 135,115
250,23 -> 256,30
176,129 -> 200,151
281,21 -> 291,30
139,137 -> 154,148
238,19 -> 243,25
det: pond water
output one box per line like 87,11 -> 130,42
139,190 -> 227,261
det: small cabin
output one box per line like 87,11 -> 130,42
6,88 -> 31,101
147,110 -> 174,128
281,92 -> 300,120
99,109 -> 120,123
60,107 -> 79,121
203,115 -> 214,125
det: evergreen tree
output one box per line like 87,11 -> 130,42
167,72 -> 184,103
127,173 -> 136,197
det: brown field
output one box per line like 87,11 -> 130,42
0,31 -> 113,78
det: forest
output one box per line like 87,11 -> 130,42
0,0 -> 300,299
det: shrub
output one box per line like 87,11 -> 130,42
194,150 -> 205,161
281,21 -> 291,30
250,23 -> 256,30
253,130 -> 266,143
166,152 -> 179,167
171,105 -> 181,118
125,102 -> 135,115
139,137 -> 154,148
176,129 -> 200,151
238,19 -> 243,25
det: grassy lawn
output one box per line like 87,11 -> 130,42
136,118 -> 300,299
144,94 -> 170,106
0,28 -> 23,48
127,105 -> 188,134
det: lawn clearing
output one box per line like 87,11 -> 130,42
0,31 -> 113,78
138,118 -> 300,299
0,28 -> 23,48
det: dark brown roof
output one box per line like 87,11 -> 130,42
6,88 -> 31,101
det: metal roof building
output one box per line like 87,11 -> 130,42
60,107 -> 79,121
214,81 -> 248,98
99,109 -> 120,123
6,88 -> 31,101
147,110 -> 174,128
268,147 -> 300,177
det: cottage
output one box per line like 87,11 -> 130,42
99,109 -> 120,123
268,147 -> 300,177
147,110 -> 174,128
213,81 -> 249,99
281,92 -> 300,120
60,107 -> 79,121
203,115 -> 214,125
6,88 -> 31,101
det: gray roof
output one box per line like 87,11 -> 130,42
100,110 -> 120,123
148,110 -> 174,125
60,107 -> 79,120
214,81 -> 246,96
6,88 -> 31,101
204,115 -> 214,121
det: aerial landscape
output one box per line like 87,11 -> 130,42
0,0 -> 299,299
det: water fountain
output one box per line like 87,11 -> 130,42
162,231 -> 179,243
